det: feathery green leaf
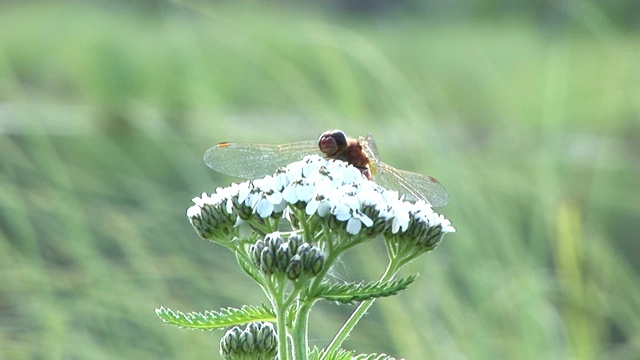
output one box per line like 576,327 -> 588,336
313,275 -> 417,304
353,353 -> 398,360
155,304 -> 275,330
308,347 -> 355,360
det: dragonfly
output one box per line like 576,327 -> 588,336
204,129 -> 449,207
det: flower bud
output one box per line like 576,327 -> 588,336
249,240 -> 265,266
360,204 -> 387,237
264,233 -> 283,254
220,322 -> 277,360
231,194 -> 254,220
307,252 -> 325,276
276,243 -> 293,272
287,233 -> 303,254
420,224 -> 443,251
286,255 -> 303,280
238,331 -> 254,354
260,248 -> 276,274
297,244 -> 325,277
220,326 -> 243,358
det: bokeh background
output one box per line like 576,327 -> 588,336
1,1 -> 639,359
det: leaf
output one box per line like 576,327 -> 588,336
353,353 -> 399,360
155,304 -> 275,330
313,275 -> 417,304
308,347 -> 355,360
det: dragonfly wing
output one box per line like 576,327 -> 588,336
374,163 -> 450,207
204,140 -> 318,179
359,133 -> 380,160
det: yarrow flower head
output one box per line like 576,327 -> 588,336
187,155 -> 454,248
169,147 -> 456,360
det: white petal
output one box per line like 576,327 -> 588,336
356,211 -> 373,227
302,163 -> 317,177
346,218 -> 362,235
282,185 -> 299,203
272,199 -> 287,213
296,183 -> 314,202
395,211 -> 410,232
235,219 -> 253,238
246,192 -> 260,207
255,199 -> 274,218
391,219 -> 401,234
254,176 -> 274,191
383,190 -> 400,203
333,204 -> 351,221
343,195 -> 360,210
186,205 -> 201,218
286,166 -> 303,181
273,170 -> 290,190
225,198 -> 234,214
317,201 -> 331,217
306,200 -> 320,215
266,191 -> 283,204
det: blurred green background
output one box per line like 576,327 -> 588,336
1,1 -> 639,359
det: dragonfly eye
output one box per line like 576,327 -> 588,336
318,129 -> 348,156
329,130 -> 347,147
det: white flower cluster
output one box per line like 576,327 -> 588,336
187,155 -> 455,241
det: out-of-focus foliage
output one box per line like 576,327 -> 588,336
0,1 -> 638,359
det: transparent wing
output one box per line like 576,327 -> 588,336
360,134 -> 450,207
362,133 -> 380,159
204,140 -> 318,179
374,163 -> 450,207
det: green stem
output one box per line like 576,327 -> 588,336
292,299 -> 315,360
289,228 -> 342,360
319,258 -> 402,359
275,300 -> 291,360
264,277 -> 290,360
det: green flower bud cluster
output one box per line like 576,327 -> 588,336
249,232 -> 325,280
219,322 -> 277,360
384,203 -> 451,254
187,192 -> 237,240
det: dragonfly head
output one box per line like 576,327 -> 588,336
318,129 -> 348,157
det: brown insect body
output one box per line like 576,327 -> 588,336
318,130 -> 372,179
341,139 -> 371,178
